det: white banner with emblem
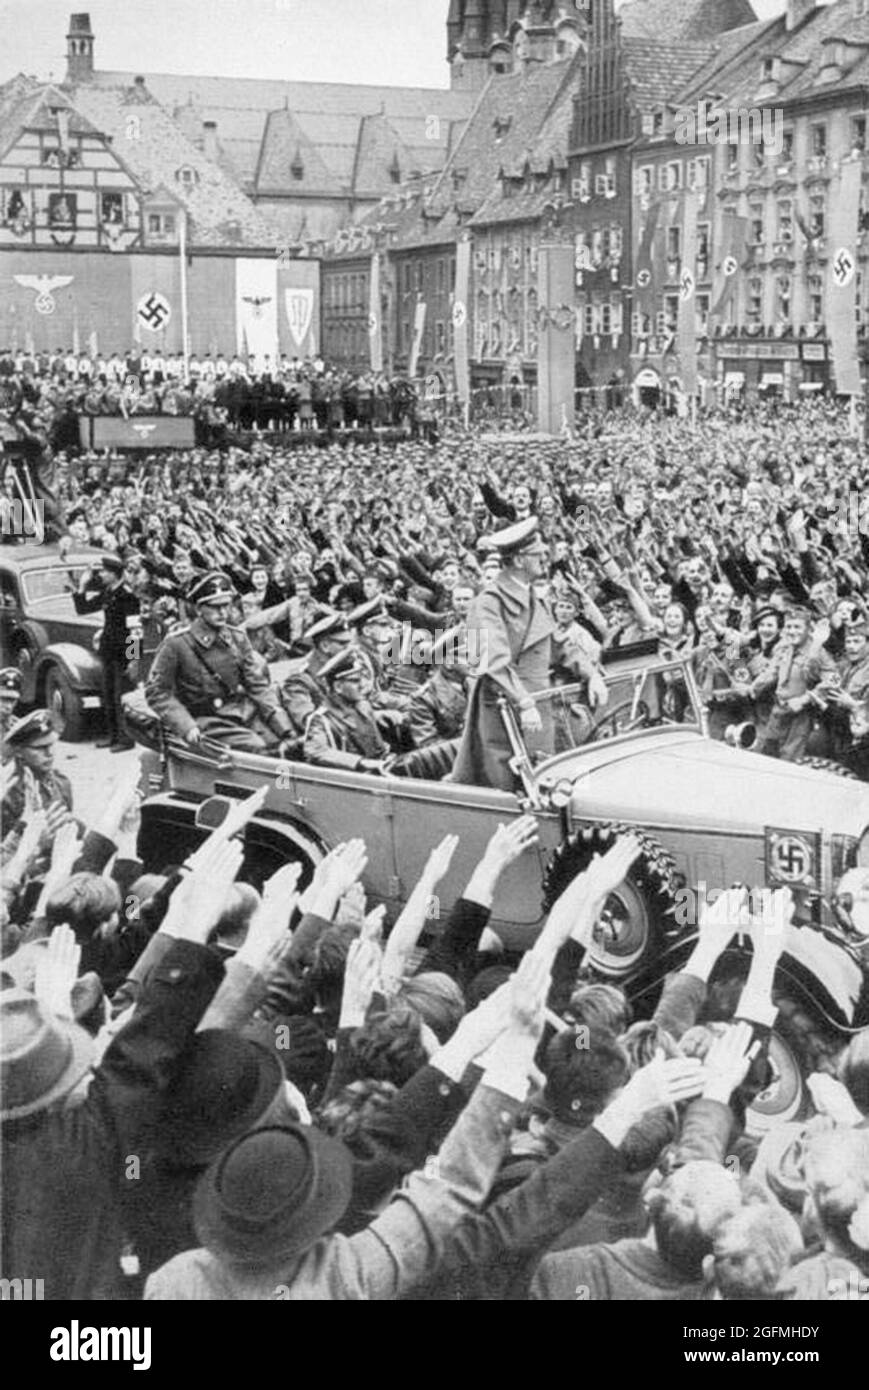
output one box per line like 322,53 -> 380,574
235,258 -> 278,364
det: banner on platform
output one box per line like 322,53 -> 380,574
235,258 -> 278,365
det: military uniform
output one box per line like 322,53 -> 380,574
831,645 -> 869,777
408,668 -> 468,747
303,697 -> 389,771
1,710 -> 73,880
146,617 -> 292,752
752,632 -> 836,762
72,556 -> 139,748
452,541 -> 596,791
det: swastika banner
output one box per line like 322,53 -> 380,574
826,158 -> 861,396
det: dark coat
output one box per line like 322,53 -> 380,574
1,939 -> 222,1300
452,572 -> 591,791
146,618 -> 291,742
73,580 -> 139,661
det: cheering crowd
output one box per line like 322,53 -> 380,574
1,738 -> 868,1301
2,374 -> 869,1301
6,388 -> 867,778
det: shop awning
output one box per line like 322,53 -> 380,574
724,371 -> 745,386
760,373 -> 784,386
798,381 -> 824,391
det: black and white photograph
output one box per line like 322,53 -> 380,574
1,0 -> 868,1335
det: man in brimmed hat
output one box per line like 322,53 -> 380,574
824,614 -> 869,777
451,519 -> 603,790
145,959 -> 550,1299
0,861 -> 234,1299
72,550 -> 139,750
146,570 -> 294,753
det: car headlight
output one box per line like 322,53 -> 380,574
858,827 -> 869,869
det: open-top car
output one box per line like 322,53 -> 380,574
130,650 -> 869,1134
0,544 -> 105,739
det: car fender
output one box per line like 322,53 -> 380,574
138,792 -> 329,880
34,642 -> 102,695
9,619 -> 49,702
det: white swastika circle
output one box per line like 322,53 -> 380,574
137,291 -> 172,332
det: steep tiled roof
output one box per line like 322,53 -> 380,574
429,53 -> 581,218
714,1 -> 869,105
58,79 -> 277,247
617,0 -> 757,43
91,71 -> 472,195
622,38 -> 716,113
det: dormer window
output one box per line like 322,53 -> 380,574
148,212 -> 176,237
389,154 -> 401,184
291,151 -> 305,181
762,58 -> 775,78
175,165 -> 199,190
493,116 -> 512,141
652,110 -> 664,136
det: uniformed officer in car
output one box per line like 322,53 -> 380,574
145,570 -> 294,754
1,708 -> 74,823
303,649 -> 391,773
279,611 -> 352,736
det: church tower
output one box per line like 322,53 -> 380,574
448,2 -> 578,91
65,13 -> 95,83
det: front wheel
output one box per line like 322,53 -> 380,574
744,993 -> 845,1138
44,666 -> 87,741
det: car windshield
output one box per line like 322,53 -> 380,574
21,566 -> 90,610
527,657 -> 705,753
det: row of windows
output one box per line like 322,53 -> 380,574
634,157 -> 711,196
398,259 -> 457,294
324,274 -> 368,312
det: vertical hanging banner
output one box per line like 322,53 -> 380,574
235,258 -> 278,364
634,199 -> 660,323
408,296 -> 427,378
678,187 -> 698,397
827,157 -> 861,396
278,258 -> 320,359
453,235 -> 471,407
130,255 -> 181,353
537,241 -> 575,435
368,253 -> 383,372
711,210 -> 749,318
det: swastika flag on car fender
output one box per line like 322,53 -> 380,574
826,158 -> 861,396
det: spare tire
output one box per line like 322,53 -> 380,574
543,822 -> 679,985
795,756 -> 858,780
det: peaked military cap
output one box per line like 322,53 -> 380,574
487,517 -> 544,558
4,708 -> 56,750
187,571 -> 236,606
318,648 -> 367,685
303,612 -> 350,646
0,668 -> 22,694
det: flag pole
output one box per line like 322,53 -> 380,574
179,210 -> 191,384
